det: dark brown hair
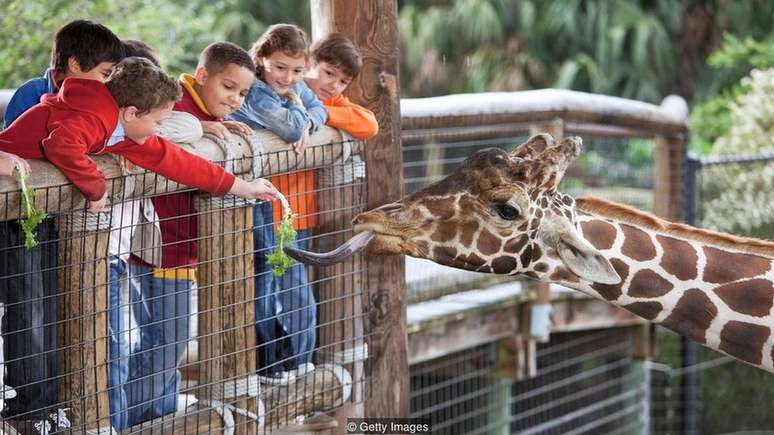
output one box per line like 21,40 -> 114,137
51,19 -> 123,74
311,32 -> 363,78
249,24 -> 309,79
122,39 -> 160,67
105,57 -> 181,114
198,41 -> 255,75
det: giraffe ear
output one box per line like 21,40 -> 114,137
541,215 -> 621,285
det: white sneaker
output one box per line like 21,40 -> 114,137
257,370 -> 296,385
287,362 -> 315,378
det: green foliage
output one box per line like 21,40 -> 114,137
0,0 -> 310,88
688,34 -> 774,154
266,210 -> 298,277
16,163 -> 46,249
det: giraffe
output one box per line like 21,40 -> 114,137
287,133 -> 774,374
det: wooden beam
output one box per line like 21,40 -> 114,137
58,213 -> 111,431
311,0 -> 407,419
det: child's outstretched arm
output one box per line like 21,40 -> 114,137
229,177 -> 281,202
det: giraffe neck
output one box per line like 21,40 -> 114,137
542,207 -> 774,373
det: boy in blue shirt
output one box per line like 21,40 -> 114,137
0,18 -> 122,434
4,19 -> 123,127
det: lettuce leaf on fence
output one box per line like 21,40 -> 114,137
16,163 -> 46,249
266,193 -> 297,276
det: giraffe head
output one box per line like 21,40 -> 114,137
353,133 -> 620,284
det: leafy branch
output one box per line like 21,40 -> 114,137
265,193 -> 297,276
16,162 -> 46,249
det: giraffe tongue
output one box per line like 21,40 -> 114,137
283,230 -> 375,265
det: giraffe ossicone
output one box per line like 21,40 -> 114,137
286,133 -> 774,374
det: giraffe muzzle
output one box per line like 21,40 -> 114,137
283,230 -> 376,265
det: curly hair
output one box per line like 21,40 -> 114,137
105,57 -> 181,114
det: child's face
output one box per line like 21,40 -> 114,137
120,102 -> 174,144
259,51 -> 307,96
194,63 -> 255,119
67,58 -> 115,82
305,62 -> 353,101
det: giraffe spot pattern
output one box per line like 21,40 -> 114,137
492,256 -> 518,273
627,269 -> 673,298
719,321 -> 770,365
477,229 -> 502,256
661,289 -> 717,344
504,235 -> 529,254
431,222 -> 457,243
519,244 -> 533,267
459,221 -> 479,247
657,235 -> 698,281
714,279 -> 774,317
531,245 -> 543,261
423,197 -> 456,220
533,262 -> 548,272
549,267 -> 579,283
624,301 -> 663,320
590,258 -> 628,300
581,220 -> 617,250
703,246 -> 771,284
621,225 -> 656,261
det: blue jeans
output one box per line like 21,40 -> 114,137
107,257 -> 131,430
253,201 -> 316,375
125,263 -> 193,426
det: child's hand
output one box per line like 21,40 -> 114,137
221,121 -> 253,141
292,130 -> 310,154
285,92 -> 302,106
87,191 -> 108,214
201,121 -> 232,140
0,151 -> 29,177
229,177 -> 281,202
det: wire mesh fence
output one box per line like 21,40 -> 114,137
0,139 -> 369,434
409,328 -> 649,435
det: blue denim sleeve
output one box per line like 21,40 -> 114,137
4,78 -> 48,127
297,81 -> 328,133
230,84 -> 311,143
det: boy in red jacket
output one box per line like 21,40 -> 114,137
0,57 -> 278,209
123,42 -> 256,425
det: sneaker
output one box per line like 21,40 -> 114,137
48,408 -> 71,431
287,362 -> 315,378
257,370 -> 296,386
287,412 -> 338,432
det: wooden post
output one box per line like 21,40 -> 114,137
654,135 -> 686,222
195,196 -> 259,435
311,0 -> 408,421
58,212 -> 112,432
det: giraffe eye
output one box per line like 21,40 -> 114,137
495,203 -> 521,220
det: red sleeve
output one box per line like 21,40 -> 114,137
119,136 -> 235,196
324,94 -> 379,140
40,117 -> 107,201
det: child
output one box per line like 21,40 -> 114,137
0,19 -> 122,433
230,24 -> 326,383
305,32 -> 378,140
122,39 -> 160,67
0,57 -> 281,426
122,41 -> 255,427
4,19 -> 123,127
